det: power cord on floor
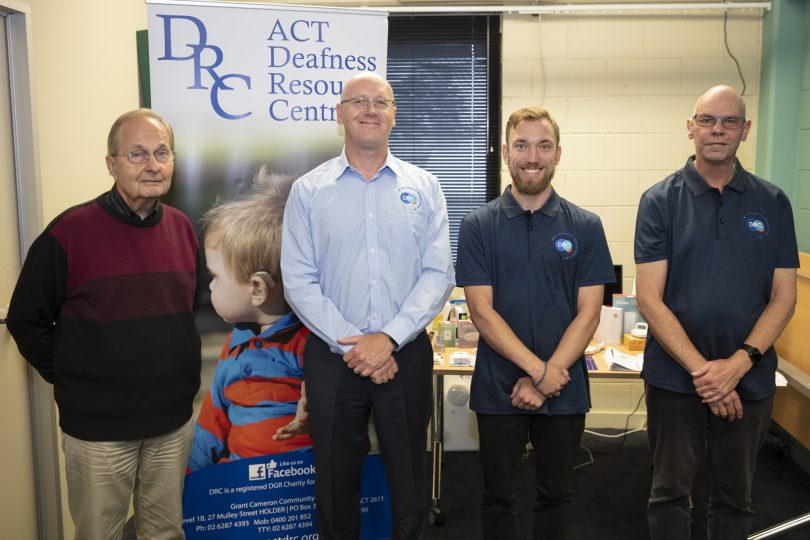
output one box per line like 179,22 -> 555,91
575,389 -> 647,469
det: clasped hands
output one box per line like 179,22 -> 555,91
339,332 -> 399,385
511,362 -> 570,411
691,352 -> 750,422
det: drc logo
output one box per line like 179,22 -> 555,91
742,213 -> 769,238
552,233 -> 578,260
398,188 -> 422,212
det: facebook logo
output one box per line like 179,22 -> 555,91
248,464 -> 267,481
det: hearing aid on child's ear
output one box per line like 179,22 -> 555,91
253,271 -> 276,288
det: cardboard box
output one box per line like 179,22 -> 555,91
623,333 -> 646,351
457,320 -> 479,348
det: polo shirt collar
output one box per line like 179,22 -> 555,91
228,311 -> 300,351
683,155 -> 750,196
501,184 -> 561,218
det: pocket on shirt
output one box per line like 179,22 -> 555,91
389,217 -> 421,260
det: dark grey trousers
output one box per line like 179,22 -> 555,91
646,384 -> 773,540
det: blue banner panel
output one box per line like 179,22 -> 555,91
183,451 -> 390,539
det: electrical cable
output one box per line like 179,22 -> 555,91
575,389 -> 647,469
723,1 -> 747,95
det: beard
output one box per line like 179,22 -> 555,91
509,163 -> 555,196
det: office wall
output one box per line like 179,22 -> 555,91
756,0 -> 809,253
30,0 -> 146,222
798,5 -> 810,252
501,13 -> 762,294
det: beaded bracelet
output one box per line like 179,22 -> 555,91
532,362 -> 548,389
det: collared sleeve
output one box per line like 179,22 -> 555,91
381,177 -> 455,346
6,231 -> 67,383
634,188 -> 669,264
577,215 -> 615,287
281,179 -> 363,353
456,211 -> 490,287
774,191 -> 800,269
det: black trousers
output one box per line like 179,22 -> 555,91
476,412 -> 586,540
305,331 -> 432,540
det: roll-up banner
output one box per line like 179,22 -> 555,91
146,0 -> 389,221
146,2 -> 391,538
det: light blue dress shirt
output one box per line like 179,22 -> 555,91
281,149 -> 455,354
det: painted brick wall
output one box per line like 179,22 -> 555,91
796,7 -> 810,253
501,13 -> 763,293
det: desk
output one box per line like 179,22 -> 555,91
428,346 -> 643,525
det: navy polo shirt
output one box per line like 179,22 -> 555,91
634,157 -> 799,400
456,186 -> 615,415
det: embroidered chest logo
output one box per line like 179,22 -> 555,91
742,212 -> 769,238
552,233 -> 578,260
398,187 -> 422,213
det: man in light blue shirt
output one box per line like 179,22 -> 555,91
281,72 -> 455,540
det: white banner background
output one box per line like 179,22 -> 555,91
146,0 -> 388,218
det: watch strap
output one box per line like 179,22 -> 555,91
740,343 -> 763,365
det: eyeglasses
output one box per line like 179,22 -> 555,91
115,149 -> 174,164
340,97 -> 397,110
692,114 -> 745,130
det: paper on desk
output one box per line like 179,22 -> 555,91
604,348 -> 644,371
775,371 -> 788,387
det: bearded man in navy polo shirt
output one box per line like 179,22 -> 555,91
635,85 -> 799,539
456,107 -> 615,540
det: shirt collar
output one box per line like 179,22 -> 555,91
683,156 -> 749,196
228,311 -> 300,351
334,148 -> 398,182
106,185 -> 161,222
501,185 -> 561,218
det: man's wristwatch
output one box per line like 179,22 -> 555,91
739,344 -> 763,365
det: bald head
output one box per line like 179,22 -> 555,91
693,85 -> 746,118
341,72 -> 394,102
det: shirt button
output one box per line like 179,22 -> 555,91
368,213 -> 374,218
532,241 -> 536,247
370,248 -> 375,254
531,225 -> 535,230
720,218 -> 725,224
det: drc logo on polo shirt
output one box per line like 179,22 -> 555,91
552,233 -> 578,260
398,187 -> 422,213
742,212 -> 769,238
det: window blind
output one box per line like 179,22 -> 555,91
387,15 -> 501,261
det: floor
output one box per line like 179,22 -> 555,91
425,429 -> 810,540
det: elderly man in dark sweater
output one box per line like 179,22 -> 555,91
7,108 -> 201,540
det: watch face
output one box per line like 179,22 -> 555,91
742,344 -> 762,364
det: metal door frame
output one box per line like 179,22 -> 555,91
2,2 -> 62,539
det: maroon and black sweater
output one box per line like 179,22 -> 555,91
7,193 -> 201,441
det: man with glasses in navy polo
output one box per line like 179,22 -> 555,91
635,85 -> 799,539
282,72 -> 455,539
7,108 -> 201,539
